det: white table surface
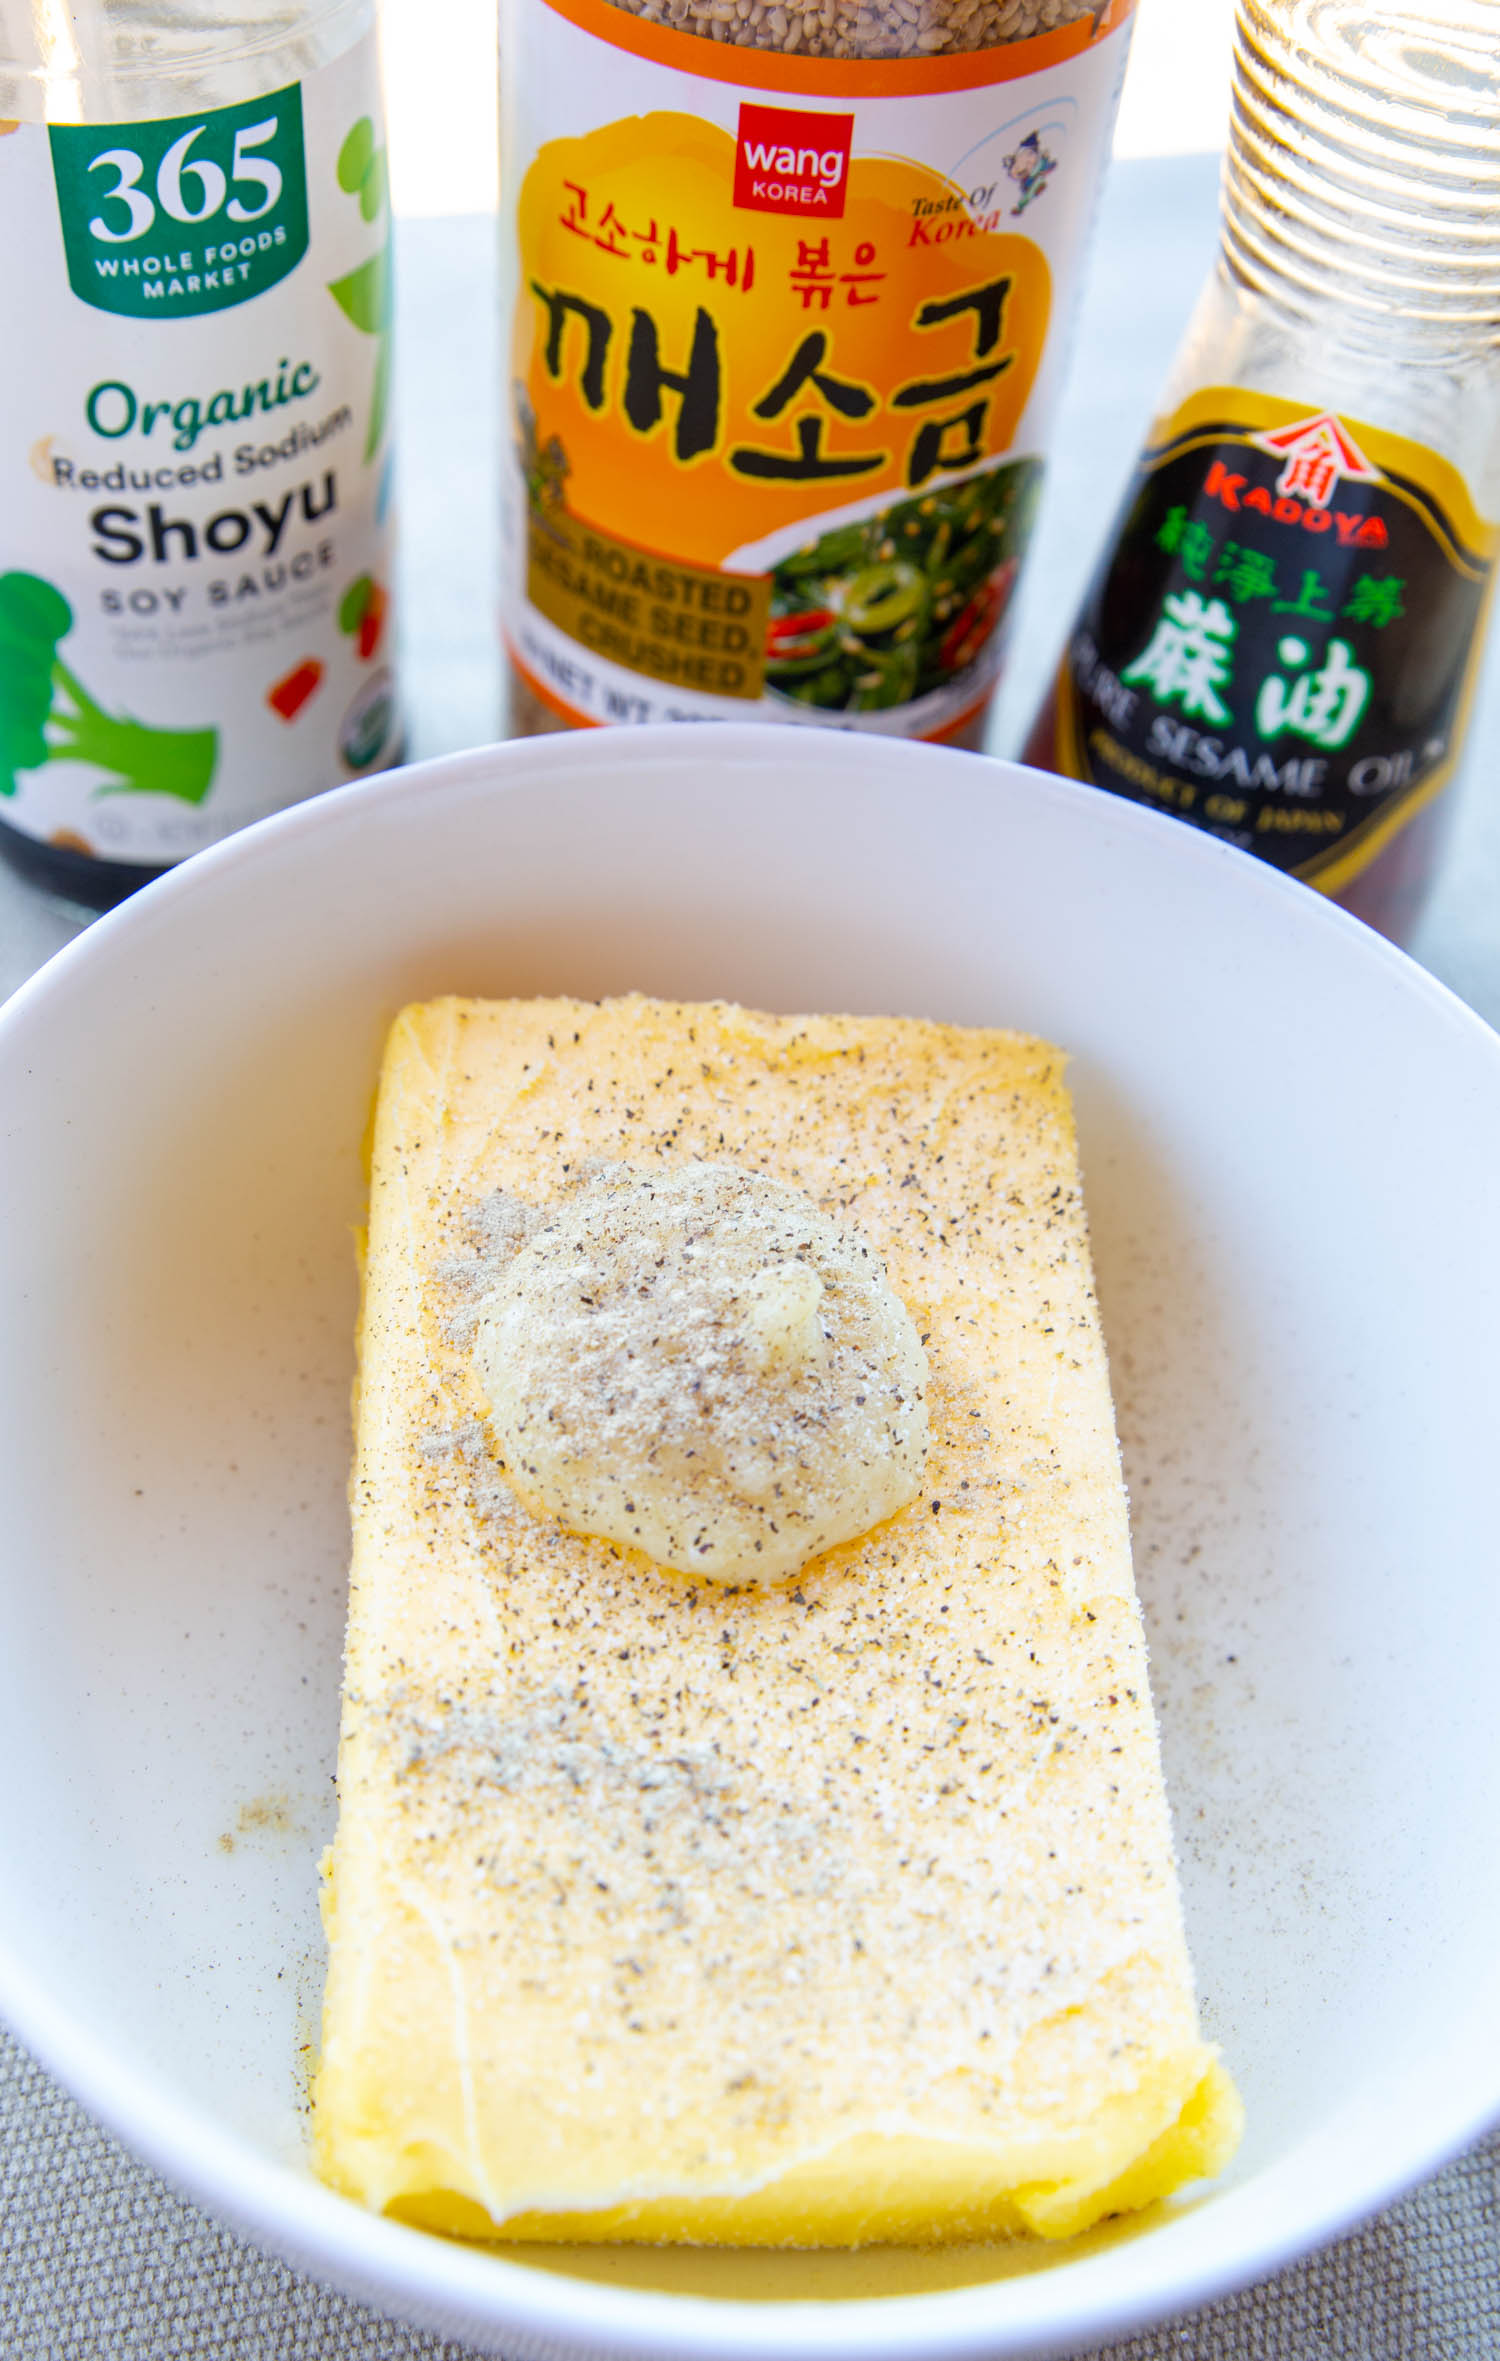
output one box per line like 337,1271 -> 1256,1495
3,155 -> 1498,2361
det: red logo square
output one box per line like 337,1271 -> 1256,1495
733,102 -> 853,219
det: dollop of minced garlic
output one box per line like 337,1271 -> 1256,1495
470,1161 -> 928,1586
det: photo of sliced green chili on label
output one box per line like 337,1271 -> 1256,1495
763,459 -> 1041,714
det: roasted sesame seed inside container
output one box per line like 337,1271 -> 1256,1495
605,0 -> 1107,60
499,0 -> 1137,742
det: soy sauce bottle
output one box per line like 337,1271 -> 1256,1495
1025,0 -> 1500,943
0,0 -> 400,913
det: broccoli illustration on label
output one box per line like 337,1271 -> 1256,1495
338,573 -> 388,660
328,117 -> 393,462
0,573 -> 218,803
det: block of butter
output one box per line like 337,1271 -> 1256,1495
313,994 -> 1241,2245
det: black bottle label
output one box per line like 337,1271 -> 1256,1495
1049,388 -> 1498,889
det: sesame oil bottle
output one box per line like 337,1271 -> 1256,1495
1025,0 -> 1500,942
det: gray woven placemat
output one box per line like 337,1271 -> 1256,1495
3,2024 -> 1495,2361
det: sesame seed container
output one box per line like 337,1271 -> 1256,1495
498,0 -> 1136,744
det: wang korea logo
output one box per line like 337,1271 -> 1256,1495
733,102 -> 853,220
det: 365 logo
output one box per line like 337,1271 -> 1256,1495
732,102 -> 854,219
50,84 -> 309,322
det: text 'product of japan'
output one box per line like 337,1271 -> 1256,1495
1026,0 -> 1500,943
500,0 -> 1137,746
0,0 -> 400,914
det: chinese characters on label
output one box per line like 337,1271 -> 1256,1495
1122,498 -> 1408,754
1051,404 -> 1493,885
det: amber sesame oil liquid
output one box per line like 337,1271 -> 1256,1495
499,0 -> 1136,746
1026,1 -> 1500,942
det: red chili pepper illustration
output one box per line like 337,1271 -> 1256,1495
267,659 -> 325,721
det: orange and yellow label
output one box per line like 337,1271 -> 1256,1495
500,0 -> 1135,732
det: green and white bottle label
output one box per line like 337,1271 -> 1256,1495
48,84 -> 312,320
0,33 -> 398,868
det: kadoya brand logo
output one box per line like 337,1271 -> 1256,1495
733,102 -> 853,219
1253,412 -> 1379,511
1201,410 -> 1390,547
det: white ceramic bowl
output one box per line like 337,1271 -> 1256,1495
2,726 -> 1498,2361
